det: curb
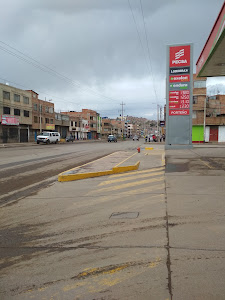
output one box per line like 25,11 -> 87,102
58,161 -> 140,182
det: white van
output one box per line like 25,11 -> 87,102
37,132 -> 60,144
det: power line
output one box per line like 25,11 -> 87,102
139,0 -> 158,102
0,40 -> 121,104
127,0 -> 158,103
0,76 -> 120,115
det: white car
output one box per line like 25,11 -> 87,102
37,132 -> 60,144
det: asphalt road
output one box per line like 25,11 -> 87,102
1,143 -> 225,299
0,140 -> 143,206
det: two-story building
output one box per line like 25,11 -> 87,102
0,83 -> 32,143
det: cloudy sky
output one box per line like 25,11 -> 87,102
0,0 -> 224,119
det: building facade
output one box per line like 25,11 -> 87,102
27,90 -> 55,142
55,113 -> 70,138
62,109 -> 100,139
192,75 -> 225,143
0,83 -> 32,143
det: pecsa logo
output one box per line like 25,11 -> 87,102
173,49 -> 187,64
175,49 -> 184,59
170,45 -> 190,67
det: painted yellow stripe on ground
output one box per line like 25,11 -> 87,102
111,184 -> 165,198
199,159 -> 214,169
90,176 -> 164,194
109,166 -> 165,178
114,152 -> 137,167
98,171 -> 164,186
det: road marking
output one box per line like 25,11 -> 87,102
110,166 -> 165,178
63,257 -> 161,294
89,177 -> 164,194
200,159 -> 214,169
114,152 -> 137,167
98,171 -> 164,186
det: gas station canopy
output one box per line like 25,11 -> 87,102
196,2 -> 225,77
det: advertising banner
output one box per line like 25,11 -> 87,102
46,124 -> 55,130
1,115 -> 19,125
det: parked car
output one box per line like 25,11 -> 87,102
108,135 -> 117,142
133,135 -> 139,141
37,132 -> 60,144
66,136 -> 75,142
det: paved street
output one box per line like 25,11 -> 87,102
0,140 -> 142,205
0,143 -> 225,299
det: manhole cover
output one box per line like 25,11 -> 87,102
110,212 -> 139,219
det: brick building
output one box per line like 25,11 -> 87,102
26,90 -> 55,141
192,75 -> 225,142
62,109 -> 101,139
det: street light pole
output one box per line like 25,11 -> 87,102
203,97 -> 206,142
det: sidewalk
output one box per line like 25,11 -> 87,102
165,147 -> 225,299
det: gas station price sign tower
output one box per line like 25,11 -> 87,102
166,43 -> 193,149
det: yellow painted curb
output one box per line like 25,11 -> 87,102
58,161 -> 140,182
112,161 -> 140,173
145,147 -> 154,150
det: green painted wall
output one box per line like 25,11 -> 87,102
192,125 -> 204,141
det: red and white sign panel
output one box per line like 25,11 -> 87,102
169,109 -> 189,116
169,74 -> 190,82
168,90 -> 190,111
1,115 -> 19,125
169,45 -> 190,67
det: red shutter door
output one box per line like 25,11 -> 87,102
209,126 -> 218,142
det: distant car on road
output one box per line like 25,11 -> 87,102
66,136 -> 75,142
108,135 -> 117,142
133,135 -> 139,141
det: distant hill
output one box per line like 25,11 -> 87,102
207,84 -> 225,96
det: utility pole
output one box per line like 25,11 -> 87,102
203,97 -> 206,142
120,102 -> 125,139
157,104 -> 159,139
39,100 -> 42,134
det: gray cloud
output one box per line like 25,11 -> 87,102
0,0 -> 224,119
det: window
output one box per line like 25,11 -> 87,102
49,107 -> 54,113
34,116 -> 38,123
192,111 -> 197,119
75,122 -> 77,126
23,96 -> 29,104
45,106 -> 49,113
71,121 -> 73,126
194,81 -> 206,88
39,105 -> 42,112
50,119 -> 53,124
24,110 -> 29,117
3,107 -> 10,114
14,94 -> 20,102
14,109 -> 20,116
34,103 -> 38,111
193,96 -> 198,104
3,91 -> 10,100
55,113 -> 62,120
62,115 -> 69,121
45,118 -> 49,123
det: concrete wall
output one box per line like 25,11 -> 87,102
218,126 -> 225,142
